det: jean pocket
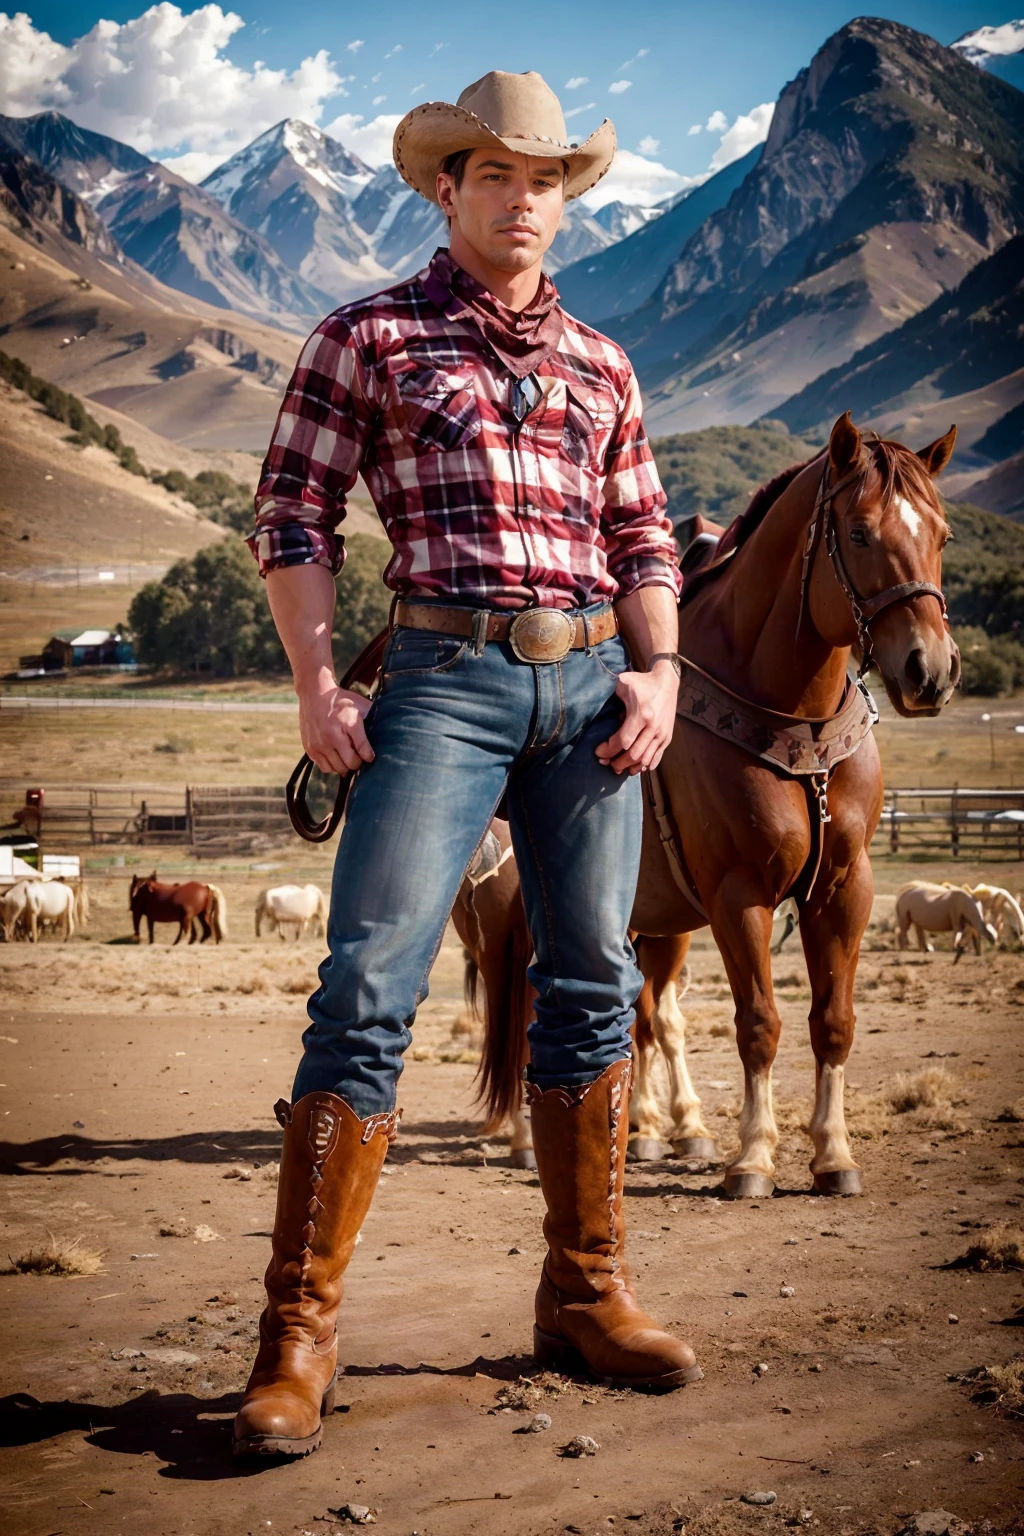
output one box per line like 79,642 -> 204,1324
382,628 -> 468,676
592,635 -> 632,680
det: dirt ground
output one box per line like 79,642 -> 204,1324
2,859 -> 1023,1536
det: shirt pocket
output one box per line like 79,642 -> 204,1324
562,385 -> 618,469
396,366 -> 482,455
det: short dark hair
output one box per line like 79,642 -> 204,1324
440,149 -> 473,189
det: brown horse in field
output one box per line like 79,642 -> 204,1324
475,413 -> 960,1197
129,873 -> 228,944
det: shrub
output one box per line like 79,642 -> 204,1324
128,540 -> 284,676
954,626 -> 1024,695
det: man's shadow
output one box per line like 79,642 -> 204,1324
0,1353 -> 536,1480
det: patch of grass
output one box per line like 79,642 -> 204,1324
885,1065 -> 969,1133
948,1224 -> 1024,1272
968,1354 -> 1024,1417
5,1234 -> 104,1276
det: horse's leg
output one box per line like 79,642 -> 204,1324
646,934 -> 716,1158
508,1107 -> 534,1170
197,910 -> 212,944
799,850 -> 873,1196
913,923 -> 930,953
896,910 -> 909,950
712,898 -> 782,1198
147,916 -> 155,944
629,944 -> 670,1160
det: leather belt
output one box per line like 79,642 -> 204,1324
393,600 -> 618,664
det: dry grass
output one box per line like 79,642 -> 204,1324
969,1355 -> 1024,1417
4,1234 -> 105,1276
881,1065 -> 969,1131
948,1224 -> 1024,1272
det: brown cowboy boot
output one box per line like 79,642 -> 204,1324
233,1092 -> 399,1457
529,1058 -> 702,1389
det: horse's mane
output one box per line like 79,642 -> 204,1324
729,434 -> 942,553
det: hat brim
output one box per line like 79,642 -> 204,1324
393,101 -> 616,204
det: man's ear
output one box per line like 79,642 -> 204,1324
436,174 -> 456,219
917,425 -> 957,477
829,411 -> 863,477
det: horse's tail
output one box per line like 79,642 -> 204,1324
254,891 -> 266,938
207,883 -> 228,942
316,887 -> 329,935
476,908 -> 532,1130
463,948 -> 480,1018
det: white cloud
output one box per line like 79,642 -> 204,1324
708,101 -> 774,171
687,122 -> 703,135
580,146 -> 699,212
371,71 -> 381,82
322,110 -> 402,166
384,44 -> 403,58
346,39 -> 364,53
616,47 -> 649,69
705,109 -> 728,134
564,102 -> 596,119
565,75 -> 589,89
428,42 -> 446,57
372,94 -> 386,105
0,4 -> 344,169
637,134 -> 659,155
609,79 -> 632,94
410,81 -> 426,95
951,19 -> 1024,66
161,149 -> 230,181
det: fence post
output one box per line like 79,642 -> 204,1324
951,782 -> 959,858
890,790 -> 899,854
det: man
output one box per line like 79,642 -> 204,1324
235,70 -> 700,1460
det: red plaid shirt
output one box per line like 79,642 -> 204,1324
249,250 -> 680,610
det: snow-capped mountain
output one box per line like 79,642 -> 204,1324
951,20 -> 1024,68
591,200 -> 667,242
0,109 -> 150,206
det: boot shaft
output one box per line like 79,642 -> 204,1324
526,1059 -> 631,1297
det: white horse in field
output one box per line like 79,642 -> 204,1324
4,879 -> 77,941
896,881 -> 998,960
965,884 -> 1024,948
254,884 -> 328,941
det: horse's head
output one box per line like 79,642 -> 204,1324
129,872 -> 157,910
811,412 -> 960,717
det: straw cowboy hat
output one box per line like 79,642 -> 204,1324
393,70 -> 616,205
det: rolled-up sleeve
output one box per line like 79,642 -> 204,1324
599,370 -> 681,600
247,318 -> 377,578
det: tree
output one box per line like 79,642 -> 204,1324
128,539 -> 284,676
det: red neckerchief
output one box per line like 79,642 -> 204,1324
423,247 -> 565,378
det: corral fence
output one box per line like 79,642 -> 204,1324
871,787 -> 1024,860
0,781 -> 295,856
2,782 -> 1022,860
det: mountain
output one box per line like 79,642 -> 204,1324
1,138 -> 122,260
0,109 -> 150,205
613,18 -> 1024,436
768,234 -> 1024,460
591,199 -> 666,242
96,161 -> 332,326
200,120 -> 390,302
554,147 -> 761,324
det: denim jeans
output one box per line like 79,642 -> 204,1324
293,604 -> 644,1118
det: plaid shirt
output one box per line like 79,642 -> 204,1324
249,250 -> 680,610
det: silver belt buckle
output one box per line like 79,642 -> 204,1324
508,608 -> 575,664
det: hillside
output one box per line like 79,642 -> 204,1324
555,148 -> 761,324
616,18 -> 1024,436
650,421 -> 822,534
769,235 -> 1024,457
942,499 -> 1024,634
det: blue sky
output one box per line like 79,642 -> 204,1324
3,2 -> 1022,199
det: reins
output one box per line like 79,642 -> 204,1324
797,456 -> 947,675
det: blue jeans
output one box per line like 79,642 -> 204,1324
293,605 -> 644,1118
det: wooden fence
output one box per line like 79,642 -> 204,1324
4,781 -> 1022,860
870,788 -> 1024,860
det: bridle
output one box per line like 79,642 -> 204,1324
798,455 -> 948,675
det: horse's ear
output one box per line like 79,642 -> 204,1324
828,411 -> 863,477
917,424 -> 956,477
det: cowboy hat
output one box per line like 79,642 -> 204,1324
393,70 -> 616,204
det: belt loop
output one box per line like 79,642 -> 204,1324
582,610 -> 591,656
471,608 -> 489,657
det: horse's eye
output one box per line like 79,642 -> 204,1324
849,527 -> 869,547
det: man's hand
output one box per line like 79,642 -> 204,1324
299,682 -> 375,776
595,660 -> 679,775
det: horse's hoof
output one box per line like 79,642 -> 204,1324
723,1171 -> 775,1199
672,1136 -> 720,1162
813,1167 -> 862,1196
628,1137 -> 672,1162
510,1148 -> 537,1171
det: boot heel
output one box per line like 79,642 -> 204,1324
321,1374 -> 337,1416
533,1325 -> 584,1373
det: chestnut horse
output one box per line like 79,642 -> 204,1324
129,873 -> 228,944
474,413 -> 960,1197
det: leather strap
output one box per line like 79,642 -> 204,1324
393,600 -> 617,649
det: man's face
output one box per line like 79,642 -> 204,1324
437,148 -> 565,273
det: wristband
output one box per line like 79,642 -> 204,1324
647,651 -> 682,679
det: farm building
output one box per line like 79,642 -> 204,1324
39,628 -> 136,670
